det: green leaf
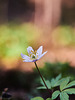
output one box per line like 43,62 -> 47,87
46,80 -> 51,89
55,74 -> 62,81
64,88 -> 75,94
52,90 -> 60,99
46,98 -> 52,100
40,78 -> 51,89
53,78 -> 65,87
60,92 -> 69,100
51,78 -> 55,87
64,81 -> 75,89
40,77 -> 45,86
60,77 -> 70,91
51,74 -> 62,87
37,86 -> 46,89
39,74 -> 62,89
31,97 -> 44,100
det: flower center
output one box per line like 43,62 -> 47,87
29,50 -> 38,60
32,55 -> 36,59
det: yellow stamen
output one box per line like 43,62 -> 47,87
31,50 -> 37,55
31,50 -> 34,53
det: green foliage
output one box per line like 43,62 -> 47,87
63,81 -> 75,89
39,62 -> 75,80
64,88 -> 75,94
37,74 -> 75,100
31,97 -> 44,100
0,25 -> 27,58
0,23 -> 39,59
37,86 -> 46,89
52,77 -> 75,100
31,97 -> 52,100
33,62 -> 75,100
60,92 -> 69,100
51,74 -> 62,87
37,74 -> 65,89
52,90 -> 60,99
52,26 -> 75,46
60,77 -> 70,91
60,79 -> 75,91
37,78 -> 51,89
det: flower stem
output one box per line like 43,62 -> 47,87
34,62 -> 50,95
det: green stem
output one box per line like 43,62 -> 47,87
34,62 -> 50,95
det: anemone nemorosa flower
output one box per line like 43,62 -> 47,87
21,46 -> 47,62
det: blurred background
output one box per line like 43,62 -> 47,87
0,0 -> 75,99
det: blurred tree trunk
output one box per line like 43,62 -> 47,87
35,0 -> 62,30
34,0 -> 44,26
0,0 -> 8,24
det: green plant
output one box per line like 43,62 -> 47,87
39,62 -> 75,80
31,97 -> 52,100
31,74 -> 75,100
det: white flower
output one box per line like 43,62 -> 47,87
21,46 -> 47,62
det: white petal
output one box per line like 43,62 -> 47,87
23,59 -> 33,62
27,46 -> 34,54
36,46 -> 43,56
21,53 -> 30,60
38,51 -> 47,60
